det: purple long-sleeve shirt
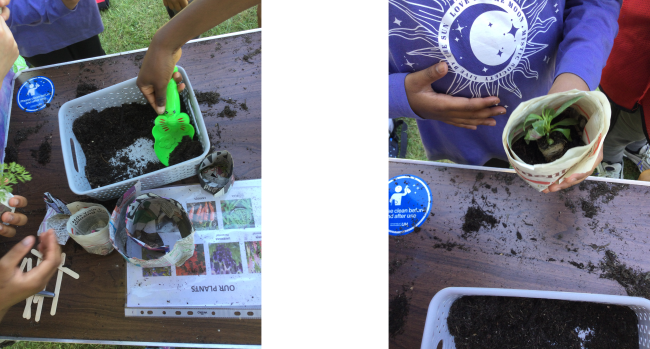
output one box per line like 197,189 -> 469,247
389,0 -> 621,165
7,0 -> 104,58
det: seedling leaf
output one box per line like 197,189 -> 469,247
552,118 -> 579,128
554,96 -> 583,117
554,128 -> 572,142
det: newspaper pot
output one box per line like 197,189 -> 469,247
502,90 -> 611,191
421,287 -> 650,349
109,182 -> 195,268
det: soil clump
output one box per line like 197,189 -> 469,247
599,250 -> 650,299
389,290 -> 410,338
461,205 -> 499,239
195,91 -> 221,107
30,137 -> 51,165
76,82 -> 99,98
448,296 -> 638,349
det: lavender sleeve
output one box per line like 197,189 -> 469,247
554,0 -> 621,90
6,0 -> 74,27
389,73 -> 421,120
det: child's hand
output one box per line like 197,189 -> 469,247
60,0 -> 80,10
0,196 -> 29,238
136,43 -> 185,115
0,230 -> 61,321
163,0 -> 189,12
542,146 -> 603,193
0,0 -> 11,22
0,17 -> 17,81
543,72 -> 595,193
404,62 -> 506,130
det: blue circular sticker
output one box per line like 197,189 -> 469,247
389,175 -> 432,236
17,76 -> 54,112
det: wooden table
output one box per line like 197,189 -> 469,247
389,158 -> 650,349
0,30 -> 261,347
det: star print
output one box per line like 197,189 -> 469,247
455,37 -> 459,42
453,23 -> 466,35
555,8 -> 559,13
507,24 -> 518,37
394,18 -> 402,26
405,59 -> 415,69
482,67 -> 488,72
497,50 -> 503,57
505,105 -> 509,108
488,23 -> 493,27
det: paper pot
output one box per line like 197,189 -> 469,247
109,182 -> 195,268
502,90 -> 611,191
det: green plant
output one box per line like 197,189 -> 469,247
523,96 -> 583,145
0,162 -> 31,201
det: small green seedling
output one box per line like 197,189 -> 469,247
523,96 -> 583,145
0,162 -> 31,201
152,66 -> 195,166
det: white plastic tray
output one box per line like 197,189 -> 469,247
58,66 -> 209,200
422,287 -> 650,349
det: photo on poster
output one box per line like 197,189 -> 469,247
187,201 -> 218,231
176,244 -> 207,276
208,242 -> 243,275
141,247 -> 171,277
245,241 -> 261,273
221,198 -> 255,229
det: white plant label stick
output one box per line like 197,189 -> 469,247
33,258 -> 42,304
31,249 -> 43,259
59,267 -> 79,279
50,253 -> 65,316
19,258 -> 27,272
23,258 -> 33,319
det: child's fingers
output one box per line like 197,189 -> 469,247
9,196 -> 28,208
0,224 -> 16,237
0,6 -> 9,22
2,212 -> 28,226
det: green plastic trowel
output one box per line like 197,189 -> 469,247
152,66 -> 195,166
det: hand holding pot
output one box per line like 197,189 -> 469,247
542,73 -> 595,193
404,61 -> 506,130
0,230 -> 61,321
0,195 -> 28,238
543,146 -> 603,193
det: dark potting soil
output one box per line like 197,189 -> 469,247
599,250 -> 650,299
218,105 -> 237,118
13,122 -> 46,147
447,296 -> 638,349
512,109 -> 586,165
76,82 -> 99,98
4,145 -> 17,163
389,291 -> 410,338
168,136 -> 203,166
579,181 -> 628,204
195,91 -> 221,107
72,102 -> 202,188
461,205 -> 499,238
30,137 -> 51,165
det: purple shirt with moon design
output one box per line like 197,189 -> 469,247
389,0 -> 621,165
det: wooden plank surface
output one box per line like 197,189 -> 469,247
389,159 -> 650,349
0,31 -> 261,345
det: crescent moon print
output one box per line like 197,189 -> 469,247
390,0 -> 556,99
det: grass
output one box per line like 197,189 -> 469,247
98,0 -> 259,54
4,2 -> 258,349
397,118 -> 643,180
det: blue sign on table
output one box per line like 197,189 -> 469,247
16,76 -> 54,112
389,174 -> 432,236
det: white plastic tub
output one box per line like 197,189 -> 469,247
422,287 -> 650,349
58,66 -> 209,200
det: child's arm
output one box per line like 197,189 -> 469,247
552,0 -> 622,93
0,17 -> 17,84
389,62 -> 506,130
542,0 -> 621,193
137,0 -> 260,114
5,0 -> 78,28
